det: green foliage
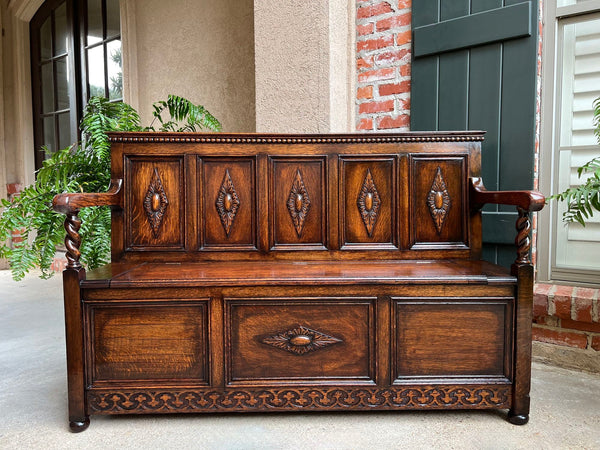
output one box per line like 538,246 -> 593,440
147,94 -> 222,132
0,95 -> 220,280
551,97 -> 600,226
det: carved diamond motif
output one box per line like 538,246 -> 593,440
262,325 -> 342,355
143,168 -> 169,238
427,166 -> 452,234
357,169 -> 381,237
287,170 -> 311,238
215,170 -> 240,236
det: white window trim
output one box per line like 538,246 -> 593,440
538,0 -> 600,286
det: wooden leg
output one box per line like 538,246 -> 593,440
63,268 -> 89,432
508,263 -> 533,425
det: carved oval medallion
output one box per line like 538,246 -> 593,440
365,192 -> 373,211
151,193 -> 161,212
289,335 -> 311,346
434,191 -> 444,209
224,193 -> 233,212
295,194 -> 304,212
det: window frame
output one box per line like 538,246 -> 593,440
538,0 -> 600,286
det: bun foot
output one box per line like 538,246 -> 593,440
507,411 -> 529,425
69,417 -> 90,432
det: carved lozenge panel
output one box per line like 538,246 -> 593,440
201,158 -> 257,250
226,298 -> 375,384
411,157 -> 467,248
340,157 -> 397,249
270,158 -> 327,249
126,157 -> 184,249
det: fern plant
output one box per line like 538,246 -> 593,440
0,95 -> 220,280
551,97 -> 600,226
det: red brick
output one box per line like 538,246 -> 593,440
376,13 -> 411,32
552,285 -> 574,319
358,67 -> 395,83
396,30 -> 411,46
357,23 -> 374,36
379,81 -> 410,96
398,97 -> 410,111
357,2 -> 393,19
532,326 -> 588,349
573,296 -> 593,323
398,0 -> 411,9
357,56 -> 373,70
357,35 -> 394,52
377,114 -> 410,130
399,64 -> 411,77
560,319 -> 600,334
359,100 -> 395,114
357,118 -> 374,130
533,284 -> 552,319
591,335 -> 600,351
357,85 -> 374,100
6,183 -> 23,195
374,48 -> 410,66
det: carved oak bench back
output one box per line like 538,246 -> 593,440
107,131 -> 485,263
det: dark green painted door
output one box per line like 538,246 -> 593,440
410,0 -> 539,267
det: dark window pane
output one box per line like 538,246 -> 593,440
87,0 -> 103,45
41,62 -> 55,113
54,2 -> 68,56
87,45 -> 105,97
106,0 -> 120,38
107,40 -> 122,100
56,57 -> 70,110
43,116 -> 56,153
40,17 -> 52,60
58,112 -> 72,149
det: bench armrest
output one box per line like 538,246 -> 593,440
52,179 -> 123,271
469,177 -> 545,212
469,177 -> 545,267
52,178 -> 123,214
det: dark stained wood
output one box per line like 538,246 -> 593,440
51,132 -> 544,430
226,298 -> 375,383
89,303 -> 208,384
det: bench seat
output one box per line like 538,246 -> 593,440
82,259 -> 516,288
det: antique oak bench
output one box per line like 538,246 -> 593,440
52,131 -> 544,432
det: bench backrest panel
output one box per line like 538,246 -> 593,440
108,132 -> 484,263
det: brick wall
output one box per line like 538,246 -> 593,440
534,284 -> 600,353
356,0 -> 411,131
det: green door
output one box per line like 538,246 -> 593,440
410,0 -> 539,267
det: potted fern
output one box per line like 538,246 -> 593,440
0,95 -> 220,280
551,97 -> 600,226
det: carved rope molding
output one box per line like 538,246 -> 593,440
515,207 -> 531,265
427,166 -> 452,234
64,213 -> 82,269
108,135 -> 485,144
88,386 -> 511,413
261,325 -> 342,355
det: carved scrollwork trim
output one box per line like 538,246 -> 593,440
261,325 -> 342,355
88,386 -> 511,413
215,170 -> 241,236
357,169 -> 381,237
427,167 -> 451,234
515,208 -> 531,265
143,168 -> 169,238
286,170 -> 311,238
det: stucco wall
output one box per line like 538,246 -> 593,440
127,0 -> 256,132
254,0 -> 354,133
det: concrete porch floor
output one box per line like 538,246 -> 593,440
0,270 -> 599,449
